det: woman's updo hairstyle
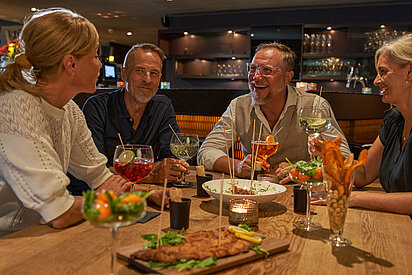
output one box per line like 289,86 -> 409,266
0,7 -> 99,96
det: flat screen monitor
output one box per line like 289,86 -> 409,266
104,64 -> 116,79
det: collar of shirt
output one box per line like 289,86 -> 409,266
252,85 -> 297,131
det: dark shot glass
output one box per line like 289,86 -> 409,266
196,174 -> 213,197
169,198 -> 191,230
293,186 -> 307,213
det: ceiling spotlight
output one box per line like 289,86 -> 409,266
380,24 -> 386,29
232,57 -> 236,60
126,31 -> 132,36
327,26 -> 332,31
228,30 -> 233,34
183,31 -> 188,35
250,33 -> 255,37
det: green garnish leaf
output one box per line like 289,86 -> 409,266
238,224 -> 251,231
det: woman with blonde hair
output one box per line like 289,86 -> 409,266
311,34 -> 412,215
0,8 -> 166,236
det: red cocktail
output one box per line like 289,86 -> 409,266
114,158 -> 153,183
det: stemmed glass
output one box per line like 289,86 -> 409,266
289,158 -> 323,231
113,144 -> 154,191
170,133 -> 199,187
82,190 -> 149,275
251,133 -> 279,168
299,106 -> 331,139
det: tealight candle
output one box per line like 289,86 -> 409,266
229,198 -> 259,226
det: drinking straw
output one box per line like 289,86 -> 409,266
168,124 -> 190,158
222,125 -> 233,183
156,176 -> 168,249
250,122 -> 263,191
168,124 -> 183,144
117,133 -> 125,151
316,86 -> 323,115
218,173 -> 224,247
231,118 -> 235,181
250,120 -> 256,179
273,126 -> 283,138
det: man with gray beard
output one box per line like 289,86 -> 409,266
80,43 -> 189,185
198,42 -> 349,180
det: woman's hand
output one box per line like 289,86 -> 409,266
308,135 -> 326,159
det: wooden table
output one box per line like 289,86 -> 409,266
1,169 -> 411,275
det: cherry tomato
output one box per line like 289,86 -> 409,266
94,199 -> 111,221
313,167 -> 323,179
97,191 -> 117,203
290,168 -> 299,179
120,194 -> 141,204
298,171 -> 311,182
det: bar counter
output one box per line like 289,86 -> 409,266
1,169 -> 411,274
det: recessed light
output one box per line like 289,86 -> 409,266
228,30 -> 233,34
327,26 -> 332,31
183,31 -> 188,35
126,31 -> 132,36
231,57 -> 236,60
380,24 -> 386,29
250,33 -> 255,37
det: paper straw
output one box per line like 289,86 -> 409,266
251,122 -> 263,191
250,120 -> 256,179
231,118 -> 235,180
218,173 -> 224,247
117,133 -> 125,151
168,124 -> 183,144
156,177 -> 168,249
222,125 -> 233,182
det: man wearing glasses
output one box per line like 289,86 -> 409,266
70,43 -> 189,192
198,42 -> 349,180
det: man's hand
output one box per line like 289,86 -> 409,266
235,155 -> 254,178
308,135 -> 326,159
273,162 -> 293,184
145,187 -> 183,208
145,158 -> 190,184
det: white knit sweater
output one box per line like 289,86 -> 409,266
0,90 -> 112,236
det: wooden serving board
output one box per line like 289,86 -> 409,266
117,236 -> 289,274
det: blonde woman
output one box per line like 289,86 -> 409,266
0,8 -> 167,237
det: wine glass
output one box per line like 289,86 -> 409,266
170,133 -> 199,187
299,106 -> 331,138
289,159 -> 323,231
251,133 -> 279,170
113,144 -> 154,191
82,190 -> 149,275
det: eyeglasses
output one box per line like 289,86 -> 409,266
247,63 -> 281,76
134,67 -> 162,79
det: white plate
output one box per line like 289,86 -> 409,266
202,179 -> 287,204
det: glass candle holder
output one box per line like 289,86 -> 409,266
229,198 -> 259,226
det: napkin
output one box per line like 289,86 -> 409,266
138,211 -> 160,223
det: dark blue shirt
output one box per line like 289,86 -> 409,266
82,88 -> 180,166
379,107 -> 412,192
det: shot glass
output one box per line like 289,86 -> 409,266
293,185 -> 307,213
196,174 -> 213,197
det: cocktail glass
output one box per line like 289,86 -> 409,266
290,167 -> 323,231
323,166 -> 355,247
113,144 -> 154,191
170,133 -> 199,187
82,190 -> 148,275
251,133 -> 279,170
299,106 -> 331,138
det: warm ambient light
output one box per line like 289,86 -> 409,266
228,30 -> 233,34
31,7 -> 39,12
250,33 -> 255,37
380,24 -> 386,29
327,26 -> 332,31
183,31 -> 188,35
126,31 -> 132,36
108,56 -> 114,62
231,57 -> 236,60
